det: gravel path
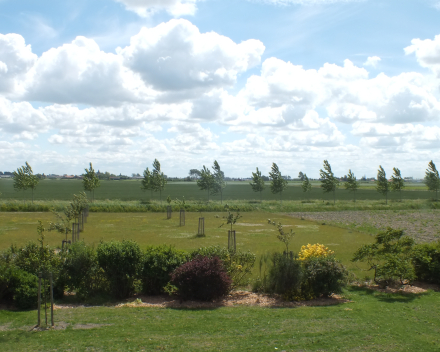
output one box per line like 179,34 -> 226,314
287,210 -> 440,242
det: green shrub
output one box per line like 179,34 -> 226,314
0,265 -> 38,309
13,242 -> 61,277
141,245 -> 189,295
266,253 -> 303,299
170,256 -> 232,301
97,240 -> 143,299
352,228 -> 416,285
190,246 -> 255,289
302,256 -> 348,298
412,241 -> 440,284
60,242 -> 108,300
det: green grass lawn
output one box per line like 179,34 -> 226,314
0,178 -> 434,202
0,287 -> 439,351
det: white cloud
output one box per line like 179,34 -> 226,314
23,36 -> 150,106
405,34 -> 440,78
363,56 -> 381,68
253,0 -> 364,5
0,34 -> 37,95
119,19 -> 265,101
113,0 -> 200,17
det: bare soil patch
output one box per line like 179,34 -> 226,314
287,210 -> 440,242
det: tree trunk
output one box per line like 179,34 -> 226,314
333,189 -> 336,205
32,188 -> 34,204
386,192 -> 388,205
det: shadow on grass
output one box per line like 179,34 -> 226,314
346,285 -> 428,303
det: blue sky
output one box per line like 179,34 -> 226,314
1,0 -> 440,178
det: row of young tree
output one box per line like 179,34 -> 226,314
8,159 -> 440,203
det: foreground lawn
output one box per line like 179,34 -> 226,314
0,287 -> 439,351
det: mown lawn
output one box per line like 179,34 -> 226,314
0,287 -> 439,351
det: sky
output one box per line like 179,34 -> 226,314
1,0 -> 440,178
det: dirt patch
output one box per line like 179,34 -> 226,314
0,323 -> 12,331
357,281 -> 439,294
114,291 -> 349,309
235,223 -> 263,227
287,210 -> 440,242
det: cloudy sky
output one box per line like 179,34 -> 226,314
1,0 -> 440,178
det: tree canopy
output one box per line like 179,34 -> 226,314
320,160 -> 339,204
211,160 -> 226,204
83,162 -> 100,202
376,165 -> 390,204
250,167 -> 265,202
344,169 -> 359,202
424,160 -> 440,200
269,163 -> 288,203
197,165 -> 215,201
390,167 -> 405,201
13,161 -> 39,203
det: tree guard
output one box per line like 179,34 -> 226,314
198,217 -> 205,236
180,209 -> 185,226
228,230 -> 236,252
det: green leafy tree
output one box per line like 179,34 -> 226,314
211,160 -> 226,204
249,167 -> 265,202
344,169 -> 359,202
298,171 -> 305,181
376,165 -> 390,205
141,167 -> 153,198
83,162 -> 100,202
301,173 -> 312,200
197,165 -> 215,201
391,167 -> 405,202
269,163 -> 288,203
152,159 -> 167,204
320,160 -> 339,205
352,228 -> 415,285
13,162 -> 39,203
424,160 -> 440,200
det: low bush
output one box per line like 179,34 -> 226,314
141,245 -> 188,295
60,242 -> 108,299
13,242 -> 61,277
412,241 -> 440,284
97,240 -> 143,299
170,256 -> 232,301
266,253 -> 303,300
0,265 -> 38,309
302,256 -> 348,298
190,246 -> 255,289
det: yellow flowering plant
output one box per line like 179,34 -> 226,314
298,243 -> 334,261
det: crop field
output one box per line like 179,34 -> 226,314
0,178 -> 434,202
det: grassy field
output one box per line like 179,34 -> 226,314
0,287 -> 439,351
0,211 -> 374,279
0,178 -> 434,203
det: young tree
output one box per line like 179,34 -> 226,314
344,169 -> 360,202
13,161 -> 39,203
298,171 -> 305,181
249,167 -> 265,202
376,165 -> 390,205
152,159 -> 167,204
189,169 -> 201,179
83,162 -> 100,202
391,167 -> 405,202
269,163 -> 288,203
424,160 -> 440,200
301,173 -> 312,200
197,165 -> 215,201
320,160 -> 339,205
141,167 -> 153,198
211,160 -> 226,204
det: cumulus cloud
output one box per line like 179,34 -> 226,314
118,19 -> 265,100
113,0 -> 200,17
405,34 -> 440,77
23,36 -> 149,106
363,56 -> 381,68
0,34 -> 37,95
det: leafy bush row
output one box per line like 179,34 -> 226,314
0,241 -> 256,308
